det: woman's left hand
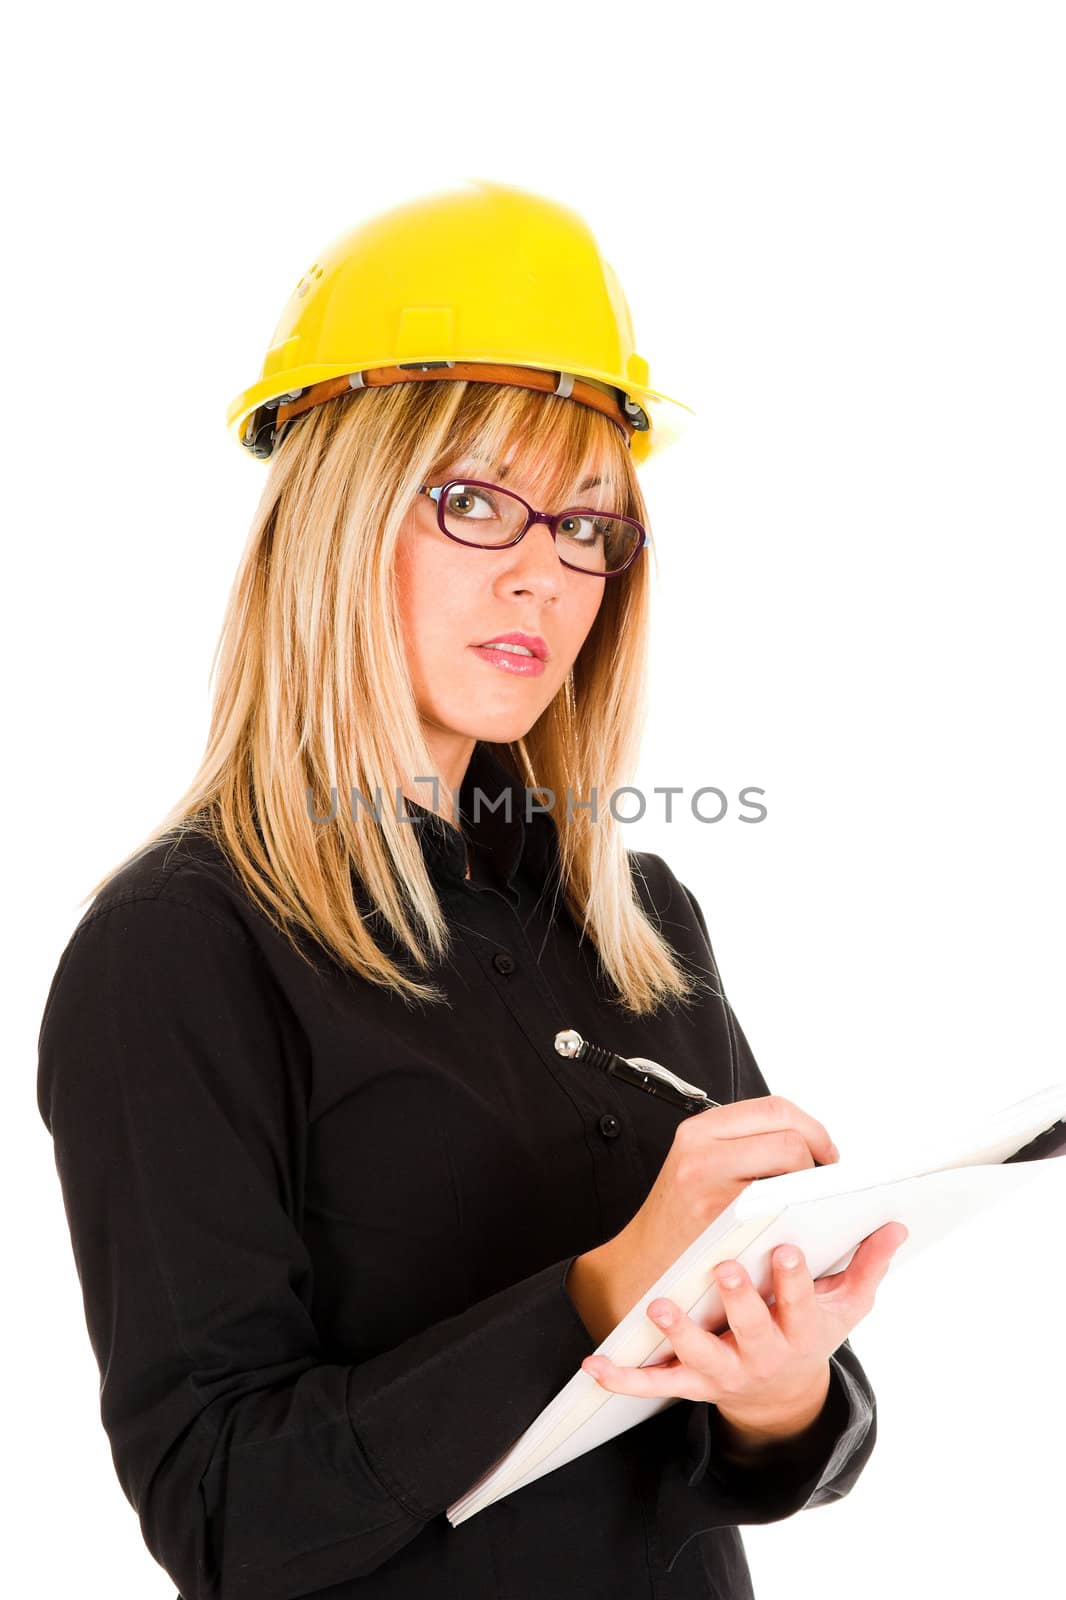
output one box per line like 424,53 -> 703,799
580,1220 -> 908,1435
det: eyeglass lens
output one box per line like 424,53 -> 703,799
438,482 -> 641,574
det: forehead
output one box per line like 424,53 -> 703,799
450,451 -> 605,497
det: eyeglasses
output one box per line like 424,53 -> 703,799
416,479 -> 647,577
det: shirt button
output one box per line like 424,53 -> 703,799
492,951 -> 516,975
598,1114 -> 622,1139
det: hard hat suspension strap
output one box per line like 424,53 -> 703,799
256,362 -> 646,459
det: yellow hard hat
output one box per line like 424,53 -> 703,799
226,179 -> 695,468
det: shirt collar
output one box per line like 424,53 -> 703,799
404,741 -> 560,893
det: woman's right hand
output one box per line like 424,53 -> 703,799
566,1095 -> 840,1345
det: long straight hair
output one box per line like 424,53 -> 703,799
85,378 -> 705,1016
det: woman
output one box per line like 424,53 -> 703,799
36,180 -> 906,1599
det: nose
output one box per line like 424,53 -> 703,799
502,515 -> 569,598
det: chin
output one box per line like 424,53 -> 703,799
463,712 -> 539,744
435,700 -> 544,747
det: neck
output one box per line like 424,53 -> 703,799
401,728 -> 477,830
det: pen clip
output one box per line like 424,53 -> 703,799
626,1055 -> 716,1107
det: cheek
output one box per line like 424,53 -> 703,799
395,535 -> 468,670
546,591 -> 604,687
570,587 -> 606,655
395,533 -> 446,642
393,536 -> 420,638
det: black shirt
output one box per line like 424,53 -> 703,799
36,739 -> 877,1600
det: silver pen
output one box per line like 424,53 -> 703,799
554,1028 -> 722,1113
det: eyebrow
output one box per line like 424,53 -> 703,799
468,460 -> 603,493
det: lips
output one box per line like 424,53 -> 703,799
471,649 -> 546,678
475,631 -> 549,661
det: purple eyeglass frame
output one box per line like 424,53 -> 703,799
416,479 -> 647,577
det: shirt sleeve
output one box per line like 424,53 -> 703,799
36,893 -> 600,1600
650,881 -> 878,1572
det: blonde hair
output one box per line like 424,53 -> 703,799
85,378 -> 705,1016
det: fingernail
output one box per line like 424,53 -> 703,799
717,1267 -> 742,1289
650,1300 -> 675,1324
828,1143 -> 841,1161
779,1249 -> 800,1269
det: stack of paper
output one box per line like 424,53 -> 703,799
447,1082 -> 1066,1526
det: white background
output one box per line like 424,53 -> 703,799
8,3 -> 1064,1596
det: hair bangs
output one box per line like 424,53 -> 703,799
423,380 -> 639,522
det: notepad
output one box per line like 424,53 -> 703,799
447,1081 -> 1066,1526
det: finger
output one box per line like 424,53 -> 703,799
580,1318 -> 718,1402
640,1293 -> 741,1395
768,1243 -> 820,1345
843,1221 -> 909,1286
580,1351 -> 688,1399
853,1220 -> 910,1285
707,1259 -> 780,1369
684,1093 -> 838,1169
813,1221 -> 909,1312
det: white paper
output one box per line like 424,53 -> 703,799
447,1080 -> 1066,1525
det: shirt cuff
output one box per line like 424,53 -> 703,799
345,1251 -> 599,1521
656,1342 -> 877,1573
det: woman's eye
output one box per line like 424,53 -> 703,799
559,515 -> 603,544
446,487 -> 496,518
